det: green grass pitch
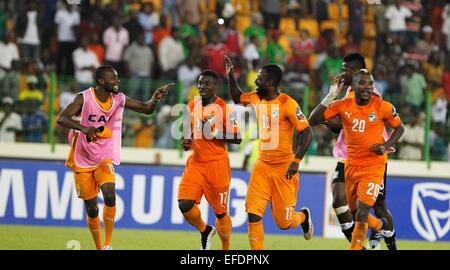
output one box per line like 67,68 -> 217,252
1,225 -> 449,250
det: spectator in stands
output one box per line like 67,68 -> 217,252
86,32 -> 104,65
54,2 -> 80,76
59,80 -> 78,112
398,112 -> 425,160
243,35 -> 261,71
441,58 -> 450,104
177,56 -> 201,101
284,60 -> 310,97
14,0 -> 43,60
79,10 -> 104,42
290,29 -> 315,72
222,16 -> 242,58
162,0 -> 178,27
423,51 -> 444,88
138,2 -> 160,46
346,0 -> 364,45
176,0 -> 203,33
0,32 -> 20,99
203,32 -> 229,77
103,16 -> 129,76
265,30 -> 286,66
415,25 -> 438,58
18,75 -> 43,103
21,100 -> 47,143
0,96 -> 22,142
244,12 -> 267,52
154,105 -> 176,149
442,2 -> 450,51
72,36 -> 100,90
152,15 -> 171,56
373,66 -> 389,97
319,46 -> 342,99
385,0 -> 412,46
159,27 -> 185,81
400,64 -> 427,114
339,32 -> 361,57
124,9 -> 143,44
134,116 -> 155,148
402,0 -> 423,45
260,0 -> 281,30
374,1 -> 389,57
123,32 -> 154,101
431,88 -> 447,129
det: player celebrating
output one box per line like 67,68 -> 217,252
323,53 -> 399,250
57,65 -> 174,250
178,70 -> 241,250
309,69 -> 404,250
225,56 -> 313,250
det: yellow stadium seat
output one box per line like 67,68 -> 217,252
207,0 -> 217,12
236,14 -> 251,34
299,19 -> 319,38
280,18 -> 297,35
320,20 -> 339,34
361,39 -> 376,58
328,3 -> 339,20
365,22 -> 377,38
278,34 -> 293,56
365,57 -> 373,72
341,4 -> 349,19
365,5 -> 375,22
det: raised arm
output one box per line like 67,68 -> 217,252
57,94 -> 98,140
125,83 -> 175,114
225,55 -> 244,104
308,75 -> 344,126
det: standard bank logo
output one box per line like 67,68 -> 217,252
411,183 -> 450,241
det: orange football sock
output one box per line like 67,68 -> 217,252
103,205 -> 116,247
183,205 -> 207,233
350,222 -> 368,250
367,213 -> 382,231
291,211 -> 306,228
248,221 -> 264,250
86,216 -> 102,250
215,213 -> 232,250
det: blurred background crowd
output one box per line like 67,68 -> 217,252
0,0 -> 449,164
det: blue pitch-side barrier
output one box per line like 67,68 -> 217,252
0,159 -> 449,241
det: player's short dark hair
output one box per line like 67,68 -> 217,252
261,64 -> 283,86
343,53 -> 366,69
95,65 -> 114,84
199,69 -> 219,81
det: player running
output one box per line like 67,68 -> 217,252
225,55 -> 313,250
58,65 -> 174,250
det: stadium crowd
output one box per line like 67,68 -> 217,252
0,0 -> 449,162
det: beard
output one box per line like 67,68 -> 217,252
256,86 -> 269,99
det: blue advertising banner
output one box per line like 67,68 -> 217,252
1,159 -> 449,241
0,159 -> 325,236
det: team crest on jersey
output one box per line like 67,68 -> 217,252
296,108 -> 305,120
369,112 -> 376,122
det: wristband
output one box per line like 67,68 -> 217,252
293,157 -> 301,164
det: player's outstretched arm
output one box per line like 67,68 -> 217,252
57,94 -> 98,140
225,55 -> 244,104
285,126 -> 313,180
308,75 -> 344,126
125,83 -> 175,114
